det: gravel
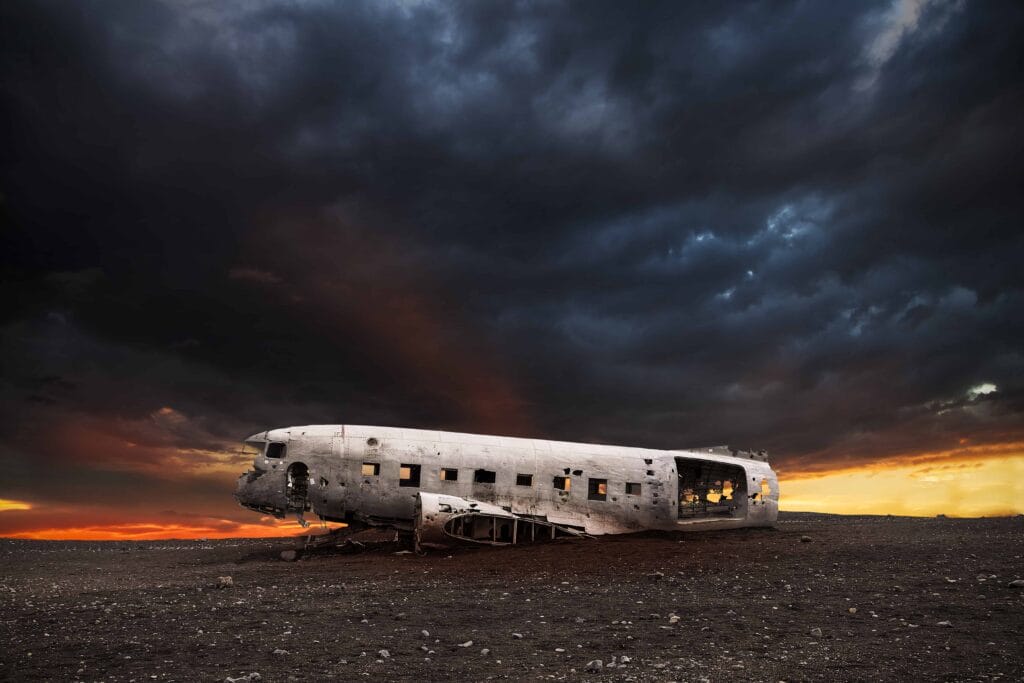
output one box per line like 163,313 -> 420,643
1,513 -> 1022,681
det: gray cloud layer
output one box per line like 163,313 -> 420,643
1,0 -> 1022,516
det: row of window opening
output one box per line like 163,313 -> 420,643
363,462 -> 640,500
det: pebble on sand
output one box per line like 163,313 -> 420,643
224,674 -> 261,683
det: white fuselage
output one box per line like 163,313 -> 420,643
235,425 -> 779,536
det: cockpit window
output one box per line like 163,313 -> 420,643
266,442 -> 286,459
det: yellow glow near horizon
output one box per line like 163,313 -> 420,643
780,454 -> 1024,517
0,499 -> 33,511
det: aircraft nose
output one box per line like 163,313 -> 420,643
235,469 -> 267,503
234,467 -> 287,517
234,471 -> 253,504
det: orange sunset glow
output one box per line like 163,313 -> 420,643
1,518 -> 344,542
780,448 -> 1024,518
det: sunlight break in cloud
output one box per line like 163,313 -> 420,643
966,382 -> 998,400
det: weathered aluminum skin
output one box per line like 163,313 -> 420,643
234,424 -> 779,536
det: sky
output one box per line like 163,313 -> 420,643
1,0 -> 1022,539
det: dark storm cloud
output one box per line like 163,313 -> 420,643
1,0 -> 1023,520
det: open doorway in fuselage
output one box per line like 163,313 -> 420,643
675,457 -> 748,519
286,462 -> 310,512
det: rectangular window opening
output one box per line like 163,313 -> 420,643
361,462 -> 380,476
588,478 -> 608,501
399,464 -> 421,487
440,467 -> 459,482
553,476 -> 571,491
516,473 -> 533,487
474,469 -> 496,484
266,442 -> 286,459
625,482 -> 642,496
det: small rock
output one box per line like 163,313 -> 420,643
421,630 -> 430,637
1008,579 -> 1024,588
650,571 -> 665,580
511,633 -> 523,639
936,621 -> 952,627
217,576 -> 234,588
555,648 -> 566,653
378,649 -> 390,659
480,648 -> 490,656
809,627 -> 822,637
585,660 -> 603,672
848,607 -> 858,614
394,550 -> 412,555
620,655 -> 631,664
279,550 -> 298,562
457,640 -> 473,647
272,648 -> 289,656
668,614 -> 680,624
800,535 -> 813,543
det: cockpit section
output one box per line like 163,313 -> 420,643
241,431 -> 290,471
241,440 -> 264,460
234,431 -> 293,519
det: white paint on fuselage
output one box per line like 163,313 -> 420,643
236,424 -> 779,534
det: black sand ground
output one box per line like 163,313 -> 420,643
1,513 -> 1022,682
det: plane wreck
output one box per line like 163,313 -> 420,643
235,425 -> 779,551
